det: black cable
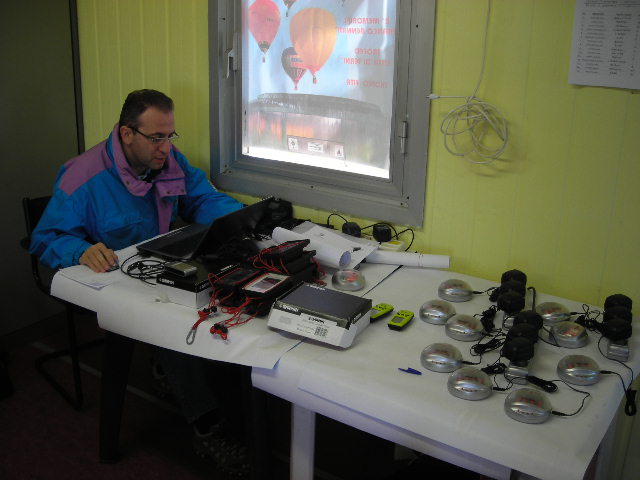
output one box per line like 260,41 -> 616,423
579,303 -> 602,321
326,218 -> 415,251
482,360 -> 507,375
326,213 -> 349,229
538,327 -> 560,347
485,359 -> 513,391
526,375 -> 558,393
624,389 -> 637,416
392,227 -> 414,251
597,336 -> 635,383
119,252 -> 140,268
462,358 -> 482,366
598,337 -> 637,416
573,304 -> 603,332
475,305 -> 498,333
601,369 -> 635,415
485,286 -> 498,300
121,253 -> 167,285
550,380 -> 591,417
471,335 -> 504,356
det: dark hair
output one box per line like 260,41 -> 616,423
118,89 -> 174,128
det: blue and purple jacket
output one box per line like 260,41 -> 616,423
30,124 -> 242,269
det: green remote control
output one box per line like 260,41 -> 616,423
370,303 -> 394,322
387,310 -> 414,331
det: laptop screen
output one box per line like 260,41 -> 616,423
191,196 -> 273,258
135,197 -> 273,261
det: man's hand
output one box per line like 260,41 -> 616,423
79,243 -> 118,273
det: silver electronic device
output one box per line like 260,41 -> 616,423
549,321 -> 589,348
505,362 -> 529,385
504,387 -> 552,424
604,338 -> 630,362
447,366 -> 493,401
438,279 -> 473,303
601,313 -> 632,362
535,302 -> 571,326
165,260 -> 198,277
557,355 -> 601,386
332,269 -> 366,292
419,299 -> 455,325
445,314 -> 484,342
420,343 -> 462,373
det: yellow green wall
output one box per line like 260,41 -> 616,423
77,0 -> 639,307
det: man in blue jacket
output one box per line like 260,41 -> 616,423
31,89 -> 248,474
31,89 -> 241,271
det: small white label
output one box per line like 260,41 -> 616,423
307,141 -> 324,153
287,137 -> 299,151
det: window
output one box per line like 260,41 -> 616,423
209,0 -> 435,226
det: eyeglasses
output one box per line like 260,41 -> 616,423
130,126 -> 180,144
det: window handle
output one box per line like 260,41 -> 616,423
225,32 -> 239,79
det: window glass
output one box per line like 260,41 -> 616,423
242,0 -> 397,179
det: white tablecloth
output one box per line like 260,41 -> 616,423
254,267 -> 639,480
51,247 -> 397,368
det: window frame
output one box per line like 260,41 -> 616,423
209,0 -> 435,226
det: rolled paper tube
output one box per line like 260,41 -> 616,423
366,250 -> 450,269
271,227 -> 351,269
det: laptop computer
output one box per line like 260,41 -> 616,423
136,197 -> 273,261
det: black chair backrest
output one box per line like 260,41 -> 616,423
23,196 -> 52,238
22,196 -> 53,295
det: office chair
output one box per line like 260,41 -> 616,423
21,196 -> 103,411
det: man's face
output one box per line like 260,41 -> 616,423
119,106 -> 176,174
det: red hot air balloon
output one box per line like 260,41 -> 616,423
281,47 -> 306,90
283,0 -> 296,17
249,0 -> 281,62
290,8 -> 337,84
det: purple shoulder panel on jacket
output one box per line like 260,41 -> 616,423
57,124 -> 187,198
58,141 -> 111,196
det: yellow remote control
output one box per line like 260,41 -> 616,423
388,310 -> 414,331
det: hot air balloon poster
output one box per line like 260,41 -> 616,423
289,8 -> 337,85
242,0 -> 397,178
248,0 -> 281,62
281,47 -> 306,90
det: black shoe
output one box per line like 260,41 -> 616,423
193,421 -> 250,476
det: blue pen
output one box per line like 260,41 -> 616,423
398,367 -> 422,375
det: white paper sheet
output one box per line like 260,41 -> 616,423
54,244 -> 141,290
57,265 -> 121,289
95,280 -> 303,369
569,0 -> 640,89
